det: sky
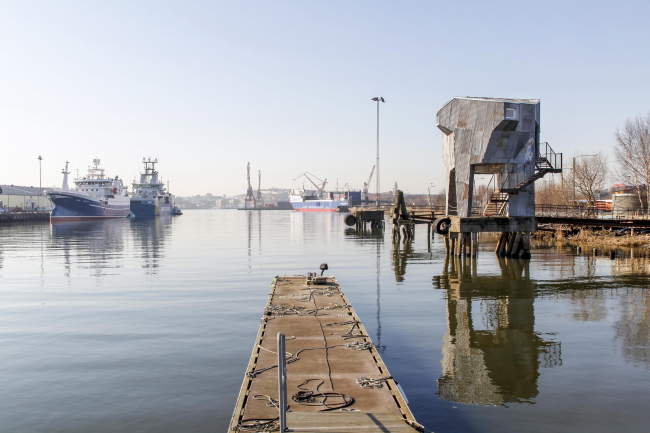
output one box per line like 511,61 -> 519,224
1,0 -> 649,197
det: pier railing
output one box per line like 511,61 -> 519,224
535,204 -> 649,220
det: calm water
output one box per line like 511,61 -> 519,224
1,210 -> 649,432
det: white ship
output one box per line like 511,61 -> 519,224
47,159 -> 130,221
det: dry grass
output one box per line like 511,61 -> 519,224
533,226 -> 650,248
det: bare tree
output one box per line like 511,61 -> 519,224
614,111 -> 650,210
574,153 -> 609,205
535,175 -> 573,206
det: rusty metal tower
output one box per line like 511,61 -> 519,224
256,170 -> 264,207
245,162 -> 256,209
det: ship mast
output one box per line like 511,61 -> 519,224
61,161 -> 70,191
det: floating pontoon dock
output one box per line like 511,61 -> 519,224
229,274 -> 421,432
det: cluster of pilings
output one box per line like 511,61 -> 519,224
444,233 -> 479,257
392,221 -> 415,241
495,231 -> 531,259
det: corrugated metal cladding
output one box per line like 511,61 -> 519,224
436,97 -> 540,217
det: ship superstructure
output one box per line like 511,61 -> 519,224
130,158 -> 176,217
48,159 -> 130,221
289,189 -> 349,212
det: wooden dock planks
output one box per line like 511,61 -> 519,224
228,275 -> 421,432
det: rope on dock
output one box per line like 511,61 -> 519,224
252,394 -> 281,409
326,320 -> 367,340
265,305 -> 304,316
355,376 -> 392,388
233,418 -> 279,432
291,379 -> 354,411
345,341 -> 374,350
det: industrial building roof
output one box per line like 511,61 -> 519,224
0,185 -> 48,196
455,96 -> 540,104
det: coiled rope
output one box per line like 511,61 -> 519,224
291,379 -> 354,411
356,376 -> 392,388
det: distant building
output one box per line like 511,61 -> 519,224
0,185 -> 51,210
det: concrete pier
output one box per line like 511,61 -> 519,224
0,211 -> 50,224
229,275 -> 420,432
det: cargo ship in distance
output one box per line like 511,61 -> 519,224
289,189 -> 349,212
48,159 -> 130,221
130,158 -> 179,217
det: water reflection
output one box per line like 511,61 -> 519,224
344,224 -> 386,352
129,217 -> 172,274
613,288 -> 650,369
49,218 -> 171,277
392,239 -> 433,283
50,220 -> 128,279
433,256 -> 562,406
609,256 -> 650,369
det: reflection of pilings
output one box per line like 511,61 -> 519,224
436,255 -> 561,405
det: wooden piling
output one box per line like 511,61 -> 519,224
520,232 -> 531,259
505,232 -> 517,257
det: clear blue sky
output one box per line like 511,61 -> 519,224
1,1 -> 648,196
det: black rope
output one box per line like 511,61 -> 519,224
291,379 -> 354,411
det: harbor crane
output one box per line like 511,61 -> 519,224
245,162 -> 256,209
293,172 -> 328,198
362,165 -> 375,202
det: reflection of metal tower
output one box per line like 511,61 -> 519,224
256,170 -> 264,207
245,162 -> 256,209
376,236 -> 385,353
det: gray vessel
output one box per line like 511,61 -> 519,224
130,158 -> 178,217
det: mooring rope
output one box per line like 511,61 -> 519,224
291,379 -> 354,411
355,376 -> 392,388
345,341 -> 374,350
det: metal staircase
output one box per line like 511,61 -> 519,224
483,142 -> 562,216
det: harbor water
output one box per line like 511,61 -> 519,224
1,210 -> 649,432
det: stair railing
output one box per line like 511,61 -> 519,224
478,175 -> 496,213
539,142 -> 563,171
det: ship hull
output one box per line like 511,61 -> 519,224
290,200 -> 348,212
48,193 -> 130,221
130,200 -> 173,217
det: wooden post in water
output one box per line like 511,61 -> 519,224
520,232 -> 531,259
495,232 -> 505,255
512,232 -> 523,258
505,232 -> 517,257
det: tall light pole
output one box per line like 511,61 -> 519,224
38,155 -> 43,208
573,154 -> 596,205
371,97 -> 385,207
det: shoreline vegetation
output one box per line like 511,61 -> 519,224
533,225 -> 650,248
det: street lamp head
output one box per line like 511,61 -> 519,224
371,97 -> 385,103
